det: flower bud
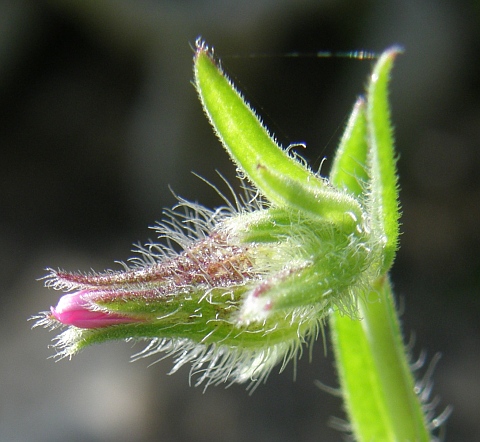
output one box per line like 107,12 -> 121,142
33,39 -> 395,390
34,198 -> 380,389
50,290 -> 139,328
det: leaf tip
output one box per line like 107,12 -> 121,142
194,36 -> 209,56
194,36 -> 217,66
384,45 -> 404,58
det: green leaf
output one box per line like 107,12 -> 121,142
329,48 -> 431,442
330,97 -> 369,197
194,41 -> 363,229
194,45 -> 312,188
366,47 -> 402,272
253,162 -> 363,228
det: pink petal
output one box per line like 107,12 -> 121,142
51,291 -> 136,329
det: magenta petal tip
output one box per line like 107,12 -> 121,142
50,291 -> 136,329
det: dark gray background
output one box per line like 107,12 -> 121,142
2,1 -> 479,441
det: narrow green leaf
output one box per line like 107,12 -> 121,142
254,162 -> 363,228
194,41 -> 362,228
194,44 -> 315,190
330,97 -> 369,197
329,48 -> 431,442
366,47 -> 402,272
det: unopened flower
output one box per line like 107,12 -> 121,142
50,290 -> 142,328
33,39 -> 400,390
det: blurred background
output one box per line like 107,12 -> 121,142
1,1 -> 479,441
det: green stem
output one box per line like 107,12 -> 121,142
330,277 -> 430,441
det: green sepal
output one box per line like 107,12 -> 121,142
225,207 -> 301,244
57,287 -> 322,355
238,221 -> 377,322
94,287 -> 237,318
